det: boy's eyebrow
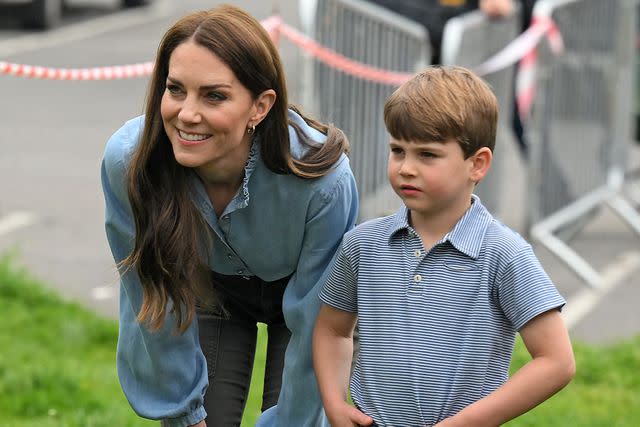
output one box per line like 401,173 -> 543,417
417,142 -> 445,149
390,140 -> 443,148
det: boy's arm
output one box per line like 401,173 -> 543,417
437,309 -> 575,427
313,304 -> 373,427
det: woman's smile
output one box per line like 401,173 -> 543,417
176,128 -> 212,146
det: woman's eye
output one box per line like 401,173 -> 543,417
166,84 -> 182,94
206,92 -> 226,102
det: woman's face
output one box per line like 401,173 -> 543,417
160,39 -> 258,180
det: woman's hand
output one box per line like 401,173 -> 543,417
189,421 -> 206,427
479,0 -> 514,18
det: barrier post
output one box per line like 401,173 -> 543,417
527,0 -> 640,288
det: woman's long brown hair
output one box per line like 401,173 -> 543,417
125,5 -> 349,333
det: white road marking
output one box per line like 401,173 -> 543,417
0,0 -> 172,58
562,250 -> 640,329
91,285 -> 116,300
0,211 -> 37,236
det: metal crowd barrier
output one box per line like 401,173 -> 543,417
440,5 -> 523,218
302,0 -> 430,220
528,0 -> 640,288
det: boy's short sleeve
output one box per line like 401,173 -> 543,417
319,239 -> 358,313
497,244 -> 566,331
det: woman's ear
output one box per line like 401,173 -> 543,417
469,147 -> 492,183
250,89 -> 277,125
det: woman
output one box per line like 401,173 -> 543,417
101,5 -> 358,427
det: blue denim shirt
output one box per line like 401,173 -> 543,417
101,110 -> 359,427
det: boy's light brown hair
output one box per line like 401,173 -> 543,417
384,66 -> 498,158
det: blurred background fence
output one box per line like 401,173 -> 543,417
526,0 -> 640,288
295,0 -> 640,289
440,4 -> 522,217
301,0 -> 430,219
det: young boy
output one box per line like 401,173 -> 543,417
313,66 -> 575,427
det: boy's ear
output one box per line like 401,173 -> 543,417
469,147 -> 492,183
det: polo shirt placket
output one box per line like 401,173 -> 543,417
403,228 -> 426,297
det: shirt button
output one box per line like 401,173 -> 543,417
236,269 -> 244,275
414,274 -> 422,282
414,249 -> 421,258
227,253 -> 233,259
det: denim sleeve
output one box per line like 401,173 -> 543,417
100,119 -> 208,427
257,159 -> 359,427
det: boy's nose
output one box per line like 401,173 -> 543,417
398,159 -> 416,176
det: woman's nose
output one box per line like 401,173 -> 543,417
177,96 -> 201,123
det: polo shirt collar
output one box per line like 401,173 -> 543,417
387,205 -> 412,240
387,195 -> 492,259
444,195 -> 492,259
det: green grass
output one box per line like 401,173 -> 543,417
506,335 -> 640,426
0,255 -> 155,427
0,255 -> 266,427
1,255 -> 639,426
242,323 -> 266,427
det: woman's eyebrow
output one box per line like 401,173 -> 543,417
166,76 -> 233,91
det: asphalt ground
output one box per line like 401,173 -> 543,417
0,0 -> 638,345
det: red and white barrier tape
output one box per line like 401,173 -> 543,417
0,15 -> 413,84
473,15 -> 563,76
0,61 -> 153,80
0,17 -> 281,81
277,21 -> 413,86
515,15 -> 564,120
261,15 -> 281,44
1,13 -> 561,103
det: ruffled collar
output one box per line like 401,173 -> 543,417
234,135 -> 260,210
189,136 -> 260,217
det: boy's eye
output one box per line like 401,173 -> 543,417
390,147 -> 403,154
420,151 -> 437,158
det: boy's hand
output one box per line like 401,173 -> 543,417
326,401 -> 374,427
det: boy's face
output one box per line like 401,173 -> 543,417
387,138 -> 484,219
